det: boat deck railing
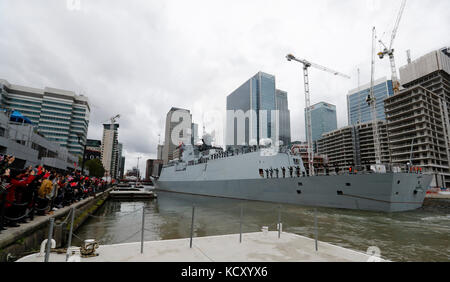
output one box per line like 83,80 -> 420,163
30,200 -> 341,262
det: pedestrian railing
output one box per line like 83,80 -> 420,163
0,184 -> 113,234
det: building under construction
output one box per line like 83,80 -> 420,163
385,85 -> 450,188
386,47 -> 450,188
316,47 -> 450,188
316,121 -> 389,173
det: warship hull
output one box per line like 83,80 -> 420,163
156,173 -> 432,212
155,151 -> 432,212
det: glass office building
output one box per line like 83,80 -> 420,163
305,102 -> 337,142
226,72 -> 279,147
347,77 -> 394,126
276,90 -> 291,146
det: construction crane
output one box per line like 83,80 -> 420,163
378,0 -> 407,95
102,114 -> 121,125
286,54 -> 351,176
367,27 -> 382,166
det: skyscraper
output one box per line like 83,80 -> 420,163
101,123 -> 119,179
116,143 -> 124,179
346,77 -> 394,126
0,79 -> 90,156
157,144 -> 164,160
275,89 -> 291,145
226,71 -> 278,148
191,122 -> 199,145
305,102 -> 337,142
162,107 -> 192,164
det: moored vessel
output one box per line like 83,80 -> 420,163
154,142 -> 432,212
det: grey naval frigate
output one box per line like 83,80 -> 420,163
154,142 -> 432,212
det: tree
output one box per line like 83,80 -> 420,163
84,158 -> 105,178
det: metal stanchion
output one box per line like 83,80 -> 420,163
140,207 -> 145,254
0,192 -> 6,232
190,205 -> 195,248
45,218 -> 55,262
314,208 -> 318,252
239,204 -> 243,243
65,207 -> 76,262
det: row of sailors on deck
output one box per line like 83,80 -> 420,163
210,147 -> 258,160
259,166 -> 306,179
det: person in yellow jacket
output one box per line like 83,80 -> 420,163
38,177 -> 53,199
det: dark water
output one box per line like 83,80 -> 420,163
74,187 -> 450,262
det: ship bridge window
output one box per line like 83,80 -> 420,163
297,190 -> 302,194
298,182 -> 303,186
345,183 -> 351,187
337,191 -> 344,196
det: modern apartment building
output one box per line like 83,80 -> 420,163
316,121 -> 389,172
347,77 -> 393,125
305,102 -> 337,142
101,123 -> 119,179
0,79 -> 90,156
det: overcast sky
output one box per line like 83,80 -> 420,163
0,0 -> 449,174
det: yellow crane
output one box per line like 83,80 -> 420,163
378,0 -> 407,95
102,114 -> 121,125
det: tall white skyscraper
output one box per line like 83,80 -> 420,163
101,123 -> 119,179
162,107 -> 192,164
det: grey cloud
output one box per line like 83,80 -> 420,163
1,0 -> 449,174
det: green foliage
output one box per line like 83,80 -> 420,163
84,158 -> 105,178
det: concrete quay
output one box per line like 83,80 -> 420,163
425,192 -> 450,199
0,188 -> 113,262
17,231 -> 387,262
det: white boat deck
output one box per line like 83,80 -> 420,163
17,231 -> 387,262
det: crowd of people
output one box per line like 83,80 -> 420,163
0,154 -> 111,230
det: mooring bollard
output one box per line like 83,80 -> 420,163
239,204 -> 243,243
190,205 -> 195,248
314,208 -> 318,252
66,207 -> 76,262
45,218 -> 55,262
278,205 -> 281,239
141,207 -> 145,254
